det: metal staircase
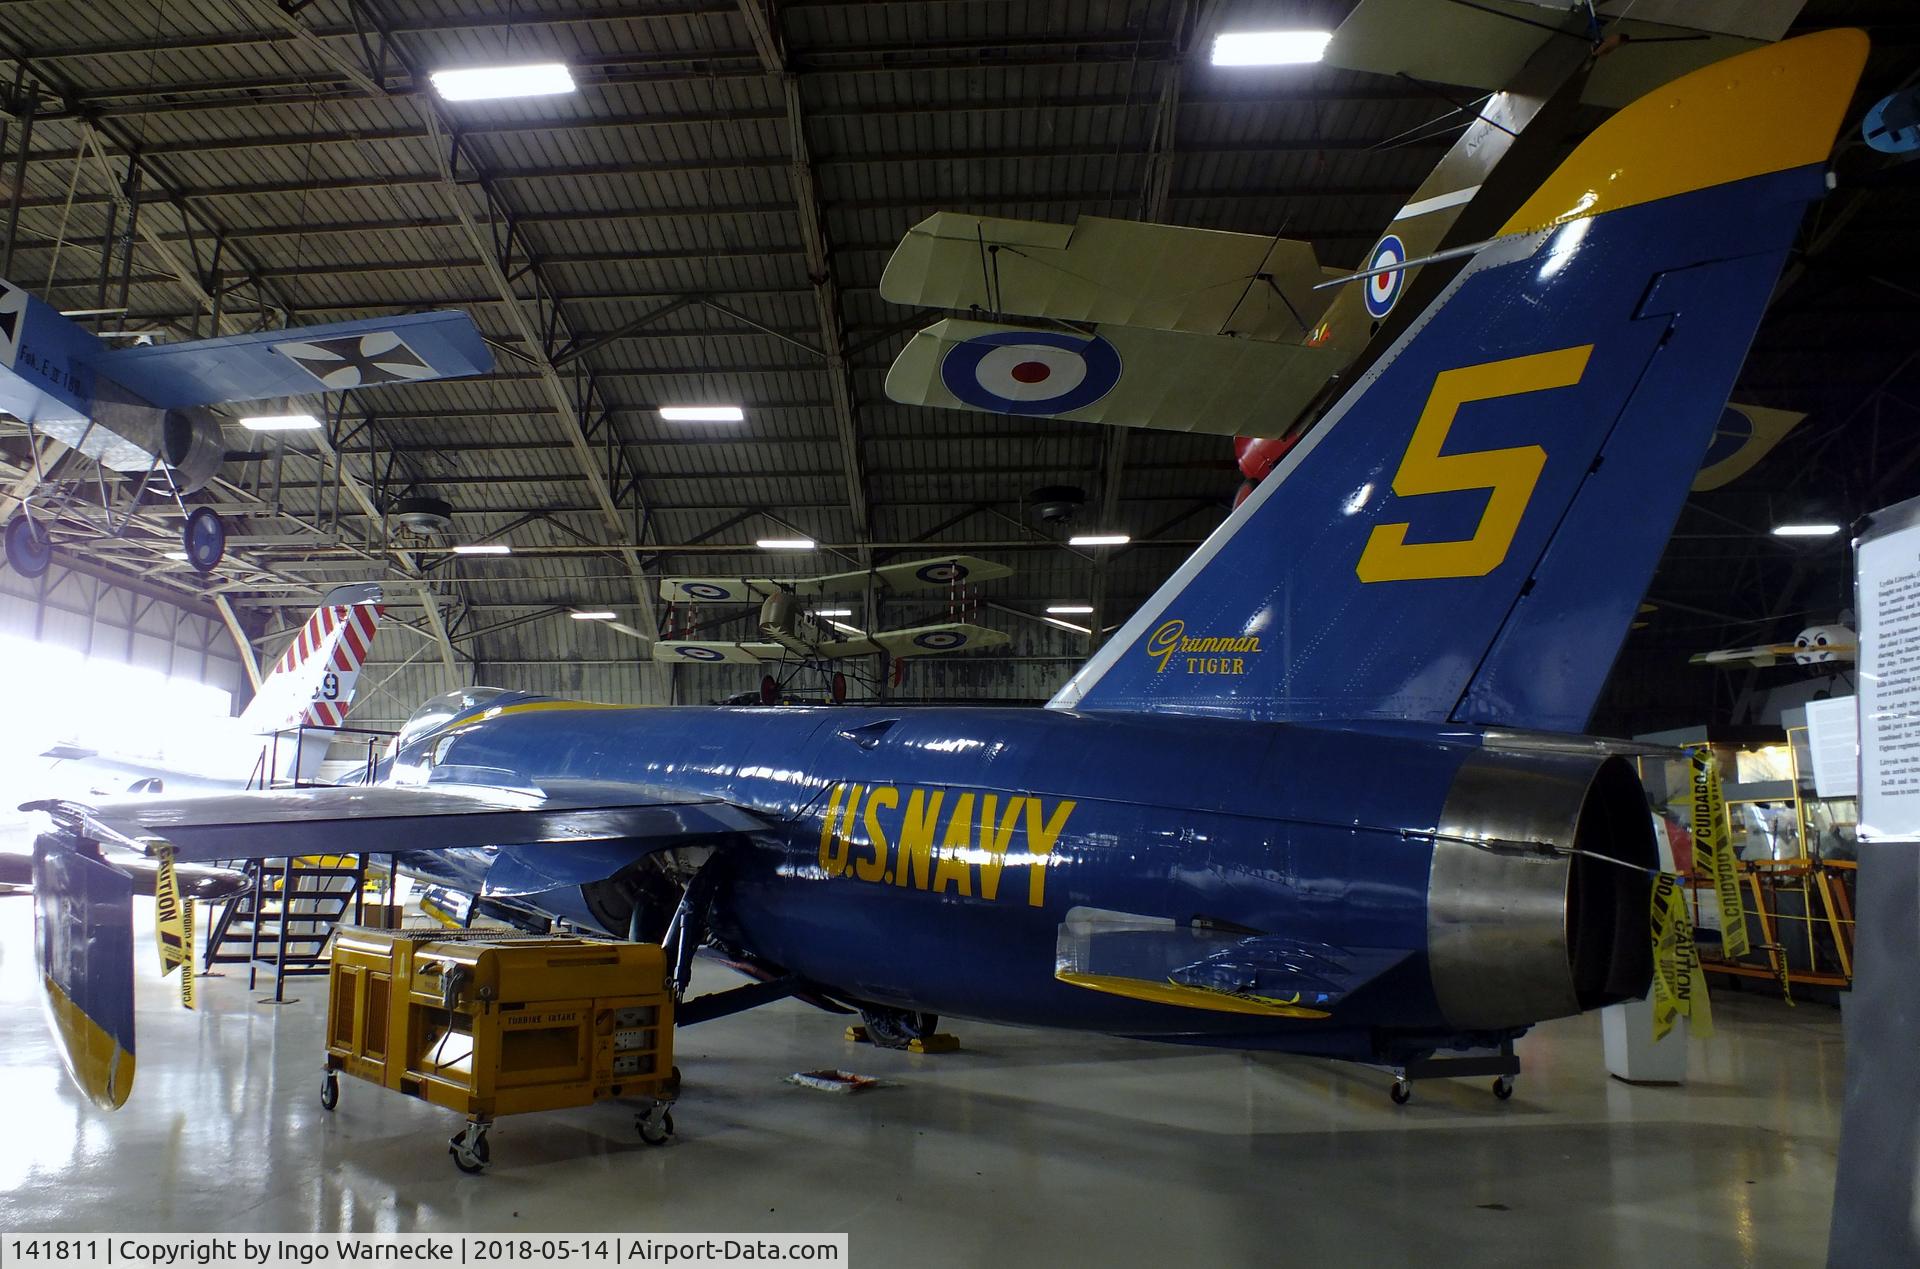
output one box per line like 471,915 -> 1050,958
202,857 -> 368,1000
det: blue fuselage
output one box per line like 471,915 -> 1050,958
384,699 -> 1621,1063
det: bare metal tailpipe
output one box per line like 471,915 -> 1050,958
1426,749 -> 1656,1032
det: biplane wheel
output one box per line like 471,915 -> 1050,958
760,675 -> 779,706
831,672 -> 847,705
4,512 -> 51,578
320,1072 -> 339,1111
1390,1078 -> 1412,1106
182,507 -> 226,574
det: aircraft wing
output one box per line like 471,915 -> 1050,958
83,311 -> 491,409
1689,644 -> 1796,668
886,318 -> 1334,437
26,780 -> 765,866
651,639 -> 785,663
659,555 -> 1012,603
1326,0 -> 1799,110
822,623 -> 1009,659
879,213 -> 1329,341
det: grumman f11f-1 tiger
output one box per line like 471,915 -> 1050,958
23,32 -> 1869,1126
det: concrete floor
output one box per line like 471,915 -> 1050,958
0,896 -> 1843,1264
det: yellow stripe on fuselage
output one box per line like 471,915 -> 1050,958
1056,971 -> 1332,1019
42,975 -> 134,1110
1498,29 -> 1869,237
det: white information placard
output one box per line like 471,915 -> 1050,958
1805,695 -> 1859,800
1857,499 -> 1920,840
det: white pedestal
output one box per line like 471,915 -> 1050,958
1601,995 -> 1688,1084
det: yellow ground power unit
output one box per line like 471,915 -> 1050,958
320,926 -> 678,1172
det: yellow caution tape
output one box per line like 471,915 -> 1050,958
1650,873 -> 1710,1042
152,845 -> 196,1011
1686,745 -> 1749,959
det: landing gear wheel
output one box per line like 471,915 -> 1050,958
182,507 -> 225,574
1390,1077 -> 1412,1106
1492,1076 -> 1515,1101
860,1007 -> 939,1050
449,1124 -> 491,1174
4,513 -> 51,579
320,1072 -> 339,1111
636,1106 -> 675,1147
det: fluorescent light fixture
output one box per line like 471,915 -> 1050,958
1069,533 -> 1130,547
1211,30 -> 1332,67
659,405 -> 745,423
451,543 -> 511,556
1772,522 -> 1842,538
239,413 -> 322,432
430,62 -> 576,102
1046,617 -> 1092,634
164,551 -> 189,562
813,608 -> 852,617
756,537 -> 815,550
1047,604 -> 1094,615
829,621 -> 866,636
570,610 -> 617,621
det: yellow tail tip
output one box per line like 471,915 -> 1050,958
1498,28 -> 1870,236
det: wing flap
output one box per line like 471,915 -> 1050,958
1054,907 -> 1411,1018
886,318 -> 1335,437
880,212 -> 1328,340
85,311 -> 491,409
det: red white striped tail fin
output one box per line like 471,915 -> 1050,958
239,584 -> 385,735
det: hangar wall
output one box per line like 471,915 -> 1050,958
0,564 -> 248,703
344,616 -> 1091,733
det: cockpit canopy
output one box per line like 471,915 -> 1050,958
394,686 -> 516,753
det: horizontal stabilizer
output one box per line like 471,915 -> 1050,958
887,318 -> 1333,437
86,311 -> 491,409
1693,404 -> 1805,491
660,555 -> 1011,603
880,212 -> 1329,341
1054,907 -> 1411,1019
1326,0 -> 1795,109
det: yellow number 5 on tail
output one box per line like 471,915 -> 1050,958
1356,345 -> 1593,583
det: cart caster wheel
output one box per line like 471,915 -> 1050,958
450,1126 -> 491,1173
637,1108 -> 675,1146
320,1073 -> 339,1111
1390,1078 -> 1412,1106
1492,1076 -> 1515,1101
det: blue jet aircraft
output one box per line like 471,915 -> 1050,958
22,31 -> 1869,1126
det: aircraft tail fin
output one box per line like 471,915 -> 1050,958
1051,31 -> 1867,732
238,584 -> 385,738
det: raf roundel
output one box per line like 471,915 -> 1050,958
915,561 -> 970,585
913,630 -> 968,651
1364,235 -> 1407,320
680,582 -> 733,601
940,330 -> 1121,416
675,646 -> 726,662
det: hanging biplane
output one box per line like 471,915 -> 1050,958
652,555 -> 1013,668
880,0 -> 1810,497
0,280 -> 489,578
